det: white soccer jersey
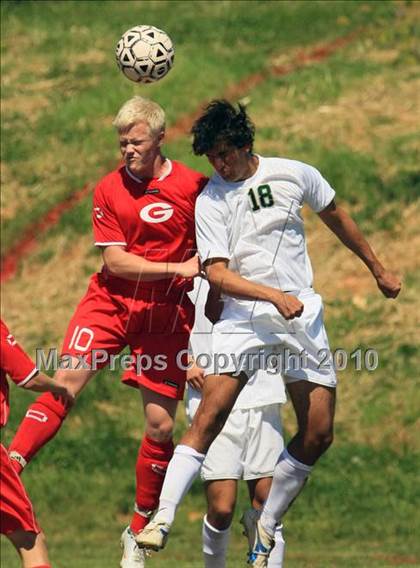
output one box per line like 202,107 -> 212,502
195,156 -> 335,304
187,278 -> 286,410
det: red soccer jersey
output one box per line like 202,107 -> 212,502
93,160 -> 207,290
0,320 -> 38,428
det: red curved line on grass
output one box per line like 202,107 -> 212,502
1,30 -> 358,283
165,30 -> 359,141
1,183 -> 93,282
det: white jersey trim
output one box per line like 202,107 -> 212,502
157,159 -> 172,181
17,367 -> 38,387
94,241 -> 127,247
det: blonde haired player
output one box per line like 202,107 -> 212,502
7,96 -> 207,568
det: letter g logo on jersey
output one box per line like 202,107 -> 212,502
139,202 -> 174,224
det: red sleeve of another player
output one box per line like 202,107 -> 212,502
187,173 -> 208,207
92,181 -> 127,247
0,322 -> 38,387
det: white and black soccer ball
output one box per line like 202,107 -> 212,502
115,25 -> 174,84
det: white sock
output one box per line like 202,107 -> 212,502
202,515 -> 230,568
267,524 -> 285,568
260,449 -> 312,536
153,445 -> 205,526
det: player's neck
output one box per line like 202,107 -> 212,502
246,153 -> 259,178
127,154 -> 169,181
236,153 -> 259,182
151,154 -> 169,179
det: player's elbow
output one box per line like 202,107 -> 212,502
205,265 -> 226,289
102,247 -> 126,276
103,258 -> 120,276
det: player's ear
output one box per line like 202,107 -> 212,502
156,129 -> 165,147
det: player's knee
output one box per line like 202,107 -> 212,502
207,505 -> 234,530
35,530 -> 48,549
252,494 -> 265,510
145,418 -> 174,443
306,427 -> 334,455
317,423 -> 334,452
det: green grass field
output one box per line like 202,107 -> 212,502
1,1 -> 420,566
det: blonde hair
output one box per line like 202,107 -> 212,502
113,96 -> 165,135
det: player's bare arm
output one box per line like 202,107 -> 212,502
204,258 -> 304,320
318,200 -> 402,298
102,245 -> 200,281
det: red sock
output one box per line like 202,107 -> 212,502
130,436 -> 174,534
8,393 -> 69,474
32,565 -> 51,568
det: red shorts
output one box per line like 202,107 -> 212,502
0,444 -> 40,535
61,273 -> 194,400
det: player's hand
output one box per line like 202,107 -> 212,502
54,385 -> 76,408
186,360 -> 205,391
272,292 -> 304,320
375,270 -> 402,298
178,255 -> 201,279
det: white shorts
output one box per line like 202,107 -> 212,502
211,289 -> 337,388
200,403 -> 284,481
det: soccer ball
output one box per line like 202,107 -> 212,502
115,25 -> 174,84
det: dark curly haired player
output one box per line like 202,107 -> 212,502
142,100 -> 401,566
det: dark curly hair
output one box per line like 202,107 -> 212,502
191,99 -> 255,155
